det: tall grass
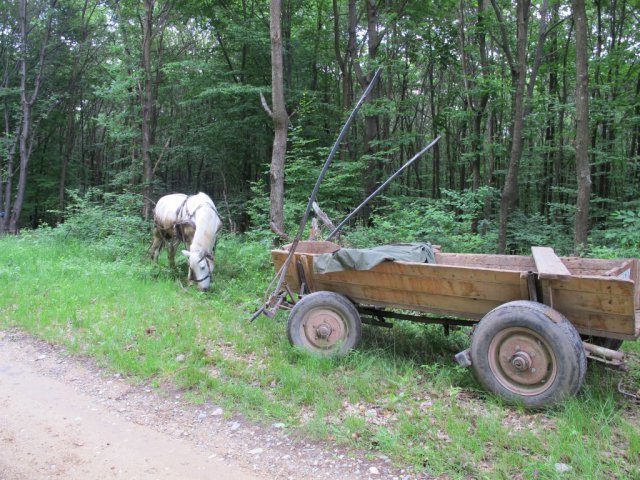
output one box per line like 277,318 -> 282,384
1,226 -> 639,478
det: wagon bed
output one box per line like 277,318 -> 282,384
273,241 -> 640,341
270,241 -> 639,407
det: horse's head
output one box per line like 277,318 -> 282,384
182,248 -> 214,291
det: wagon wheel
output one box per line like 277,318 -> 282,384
287,291 -> 362,357
471,300 -> 586,408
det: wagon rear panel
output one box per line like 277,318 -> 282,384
540,258 -> 640,340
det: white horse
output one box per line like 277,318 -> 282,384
151,192 -> 222,291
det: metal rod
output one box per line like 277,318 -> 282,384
326,135 -> 441,241
260,68 -> 383,314
357,306 -> 477,327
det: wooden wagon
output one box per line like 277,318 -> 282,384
270,241 -> 640,408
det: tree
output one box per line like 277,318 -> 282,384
350,0 -> 383,221
0,0 -> 637,255
2,0 -> 57,234
57,0 -> 99,223
141,0 -> 172,220
572,0 -> 590,253
491,0 -> 549,253
266,0 -> 288,238
458,0 -> 491,232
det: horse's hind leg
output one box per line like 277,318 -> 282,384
167,239 -> 178,270
150,229 -> 163,262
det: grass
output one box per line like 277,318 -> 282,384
1,230 -> 639,478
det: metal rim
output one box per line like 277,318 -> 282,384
487,327 -> 557,396
299,306 -> 349,352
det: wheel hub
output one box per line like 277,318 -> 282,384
301,308 -> 347,349
510,351 -> 532,371
488,327 -> 557,395
315,323 -> 333,340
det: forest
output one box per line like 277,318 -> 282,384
1,0 -> 640,257
2,1 -> 640,475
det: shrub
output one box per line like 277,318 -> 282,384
50,189 -> 151,260
342,190 -> 497,253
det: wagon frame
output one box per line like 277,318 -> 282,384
268,240 -> 640,408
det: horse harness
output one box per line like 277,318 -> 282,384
175,196 -> 220,232
191,251 -> 215,283
173,195 -> 220,283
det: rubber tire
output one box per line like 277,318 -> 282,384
287,291 -> 362,357
471,300 -> 587,409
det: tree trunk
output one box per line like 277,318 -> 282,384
268,0 -> 288,238
333,0 -> 357,161
8,0 -> 55,234
573,0 -> 591,254
138,0 -> 170,219
1,123 -> 19,235
428,61 -> 440,199
141,0 -> 155,220
351,0 -> 382,222
495,0 -> 530,253
333,0 -> 354,111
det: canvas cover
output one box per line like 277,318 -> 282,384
313,243 -> 435,274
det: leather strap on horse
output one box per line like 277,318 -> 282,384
190,252 -> 215,282
169,194 -> 222,255
178,195 -> 221,222
172,195 -> 214,245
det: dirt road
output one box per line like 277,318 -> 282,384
0,331 -> 409,480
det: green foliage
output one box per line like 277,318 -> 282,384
284,93 -> 365,222
343,189 -> 497,253
244,178 -> 273,240
604,210 -> 640,257
507,210 -> 574,255
49,189 -> 150,260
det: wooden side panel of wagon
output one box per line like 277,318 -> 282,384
538,259 -> 640,340
310,262 -> 529,319
273,249 -> 534,319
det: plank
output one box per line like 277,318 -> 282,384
280,241 -> 340,254
361,260 -> 526,283
556,307 -> 637,337
531,246 -> 571,279
562,257 -> 625,276
437,252 -> 535,271
312,281 -> 501,319
561,257 -> 627,276
313,270 -> 523,304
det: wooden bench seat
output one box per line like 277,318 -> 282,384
531,246 -> 571,279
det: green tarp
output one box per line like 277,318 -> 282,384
313,243 -> 436,274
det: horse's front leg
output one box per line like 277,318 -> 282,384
184,241 -> 194,286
